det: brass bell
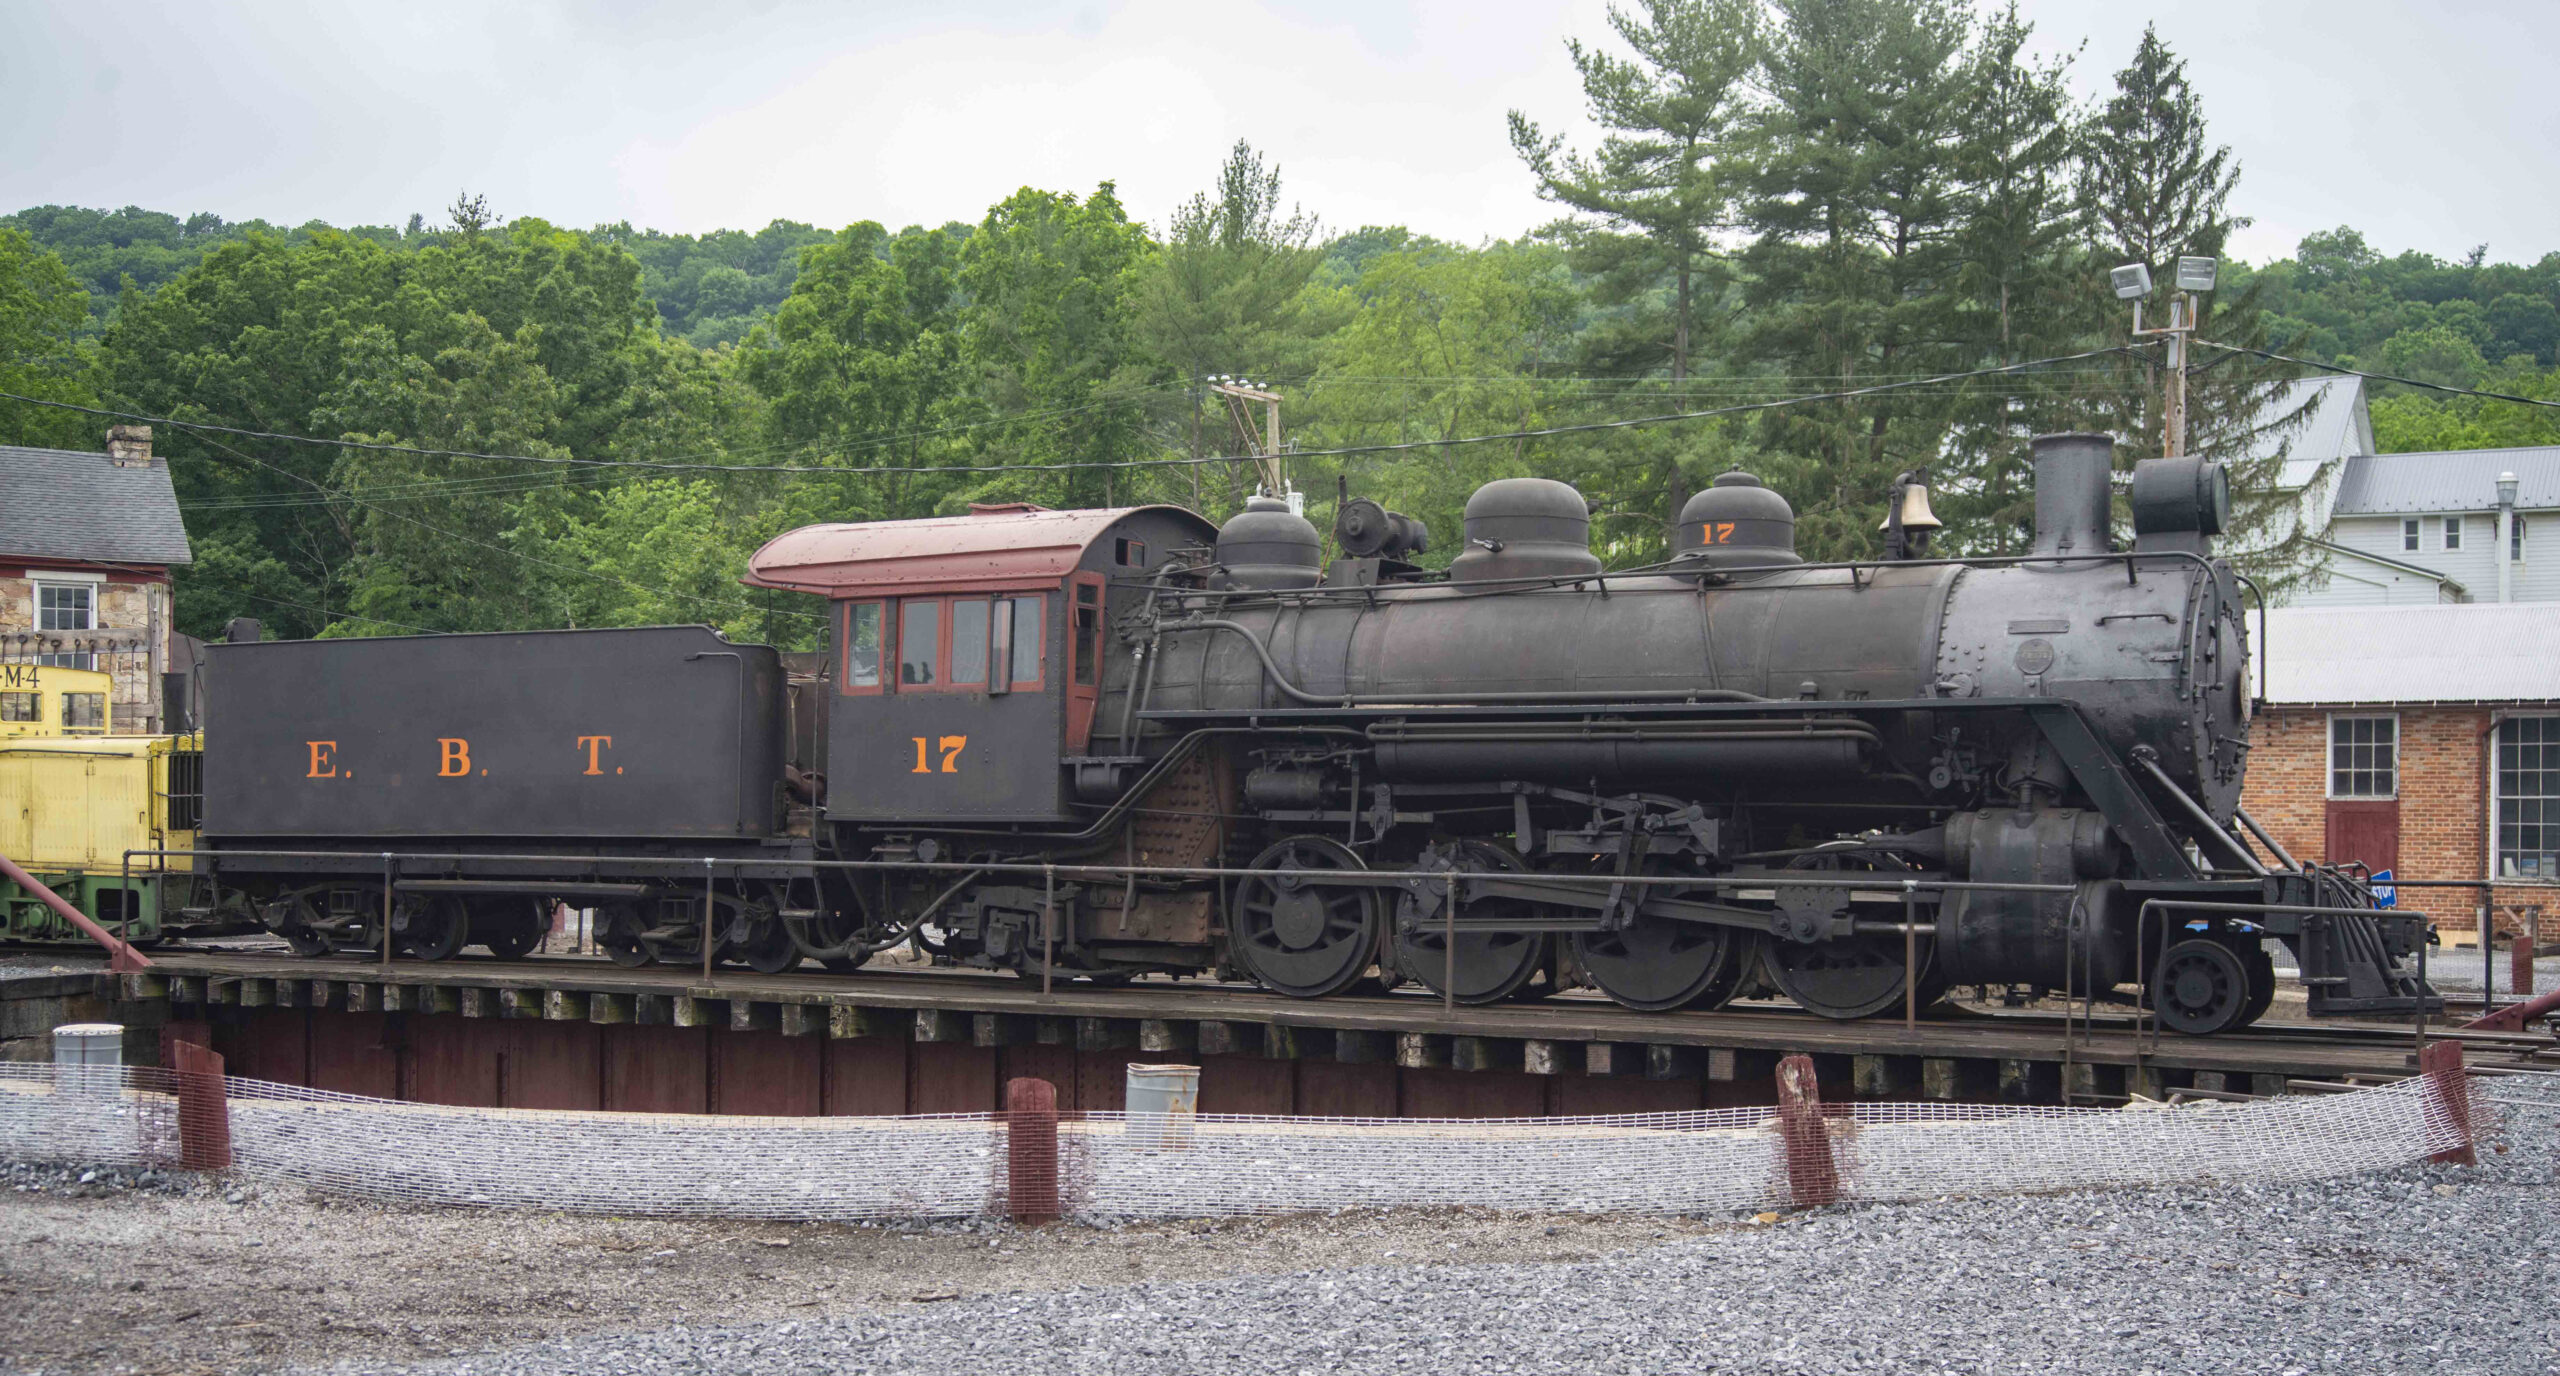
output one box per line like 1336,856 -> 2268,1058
1878,475 -> 1942,531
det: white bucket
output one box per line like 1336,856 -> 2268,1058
1124,1063 -> 1200,1150
52,1022 -> 123,1096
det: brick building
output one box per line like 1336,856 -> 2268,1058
0,426 -> 195,732
2239,602 -> 2558,938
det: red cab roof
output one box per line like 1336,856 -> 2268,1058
741,504 -> 1212,598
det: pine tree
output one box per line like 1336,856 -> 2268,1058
1738,0 -> 1980,561
1937,4 -> 2087,552
2075,25 -> 2310,585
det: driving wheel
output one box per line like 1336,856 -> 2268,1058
1231,836 -> 1385,999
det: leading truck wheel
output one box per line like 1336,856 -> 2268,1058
2153,939 -> 2251,1035
1231,837 -> 1385,999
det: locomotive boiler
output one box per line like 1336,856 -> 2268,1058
202,433 -> 2432,1035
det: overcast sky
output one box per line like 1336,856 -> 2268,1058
6,0 -> 2554,267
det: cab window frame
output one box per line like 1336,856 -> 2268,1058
846,592 -> 1051,696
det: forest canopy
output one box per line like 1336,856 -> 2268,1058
4,0 -> 2553,647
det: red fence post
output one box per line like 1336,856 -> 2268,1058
2418,1040 -> 2476,1167
169,1040 -> 232,1172
1006,1076 -> 1058,1225
1774,1053 -> 1839,1208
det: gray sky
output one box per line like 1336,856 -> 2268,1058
6,0 -> 2554,267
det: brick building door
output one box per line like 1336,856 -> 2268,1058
2326,801 -> 2399,875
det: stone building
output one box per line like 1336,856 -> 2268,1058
0,426 -> 195,732
2238,602 -> 2558,939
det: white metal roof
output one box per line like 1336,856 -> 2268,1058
2332,446 -> 2560,515
2258,375 -> 2371,491
2262,603 -> 2560,704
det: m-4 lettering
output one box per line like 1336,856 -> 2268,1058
910,736 -> 967,773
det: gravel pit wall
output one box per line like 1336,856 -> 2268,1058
0,1064 -> 2485,1223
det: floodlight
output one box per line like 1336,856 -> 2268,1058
2110,263 -> 2153,301
2175,256 -> 2219,292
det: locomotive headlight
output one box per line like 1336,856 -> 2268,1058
2110,263 -> 2153,301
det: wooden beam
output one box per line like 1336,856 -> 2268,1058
1853,1054 -> 1914,1098
1522,1039 -> 1563,1076
1035,1017 -> 1072,1046
344,983 -> 376,1014
827,1004 -> 894,1039
670,996 -> 710,1029
1706,1048 -> 1777,1083
1644,1045 -> 1698,1081
914,1008 -> 965,1043
273,977 -> 304,1010
1077,1018 -> 1138,1052
459,987 -> 496,1019
1139,1019 -> 1195,1054
1196,1021 -> 1244,1057
238,978 -> 274,1009
416,985 -> 456,1016
778,1003 -> 822,1038
206,979 -> 239,1007
1396,1033 -> 1449,1070
120,972 -> 167,1002
634,993 -> 675,1027
307,979 -> 334,1010
170,975 -> 205,1004
544,990 -> 588,1022
1584,1042 -> 1641,1077
729,1001 -> 777,1034
974,1013 -> 1031,1048
377,983 -> 407,1013
1452,1036 -> 1520,1074
499,988 -> 540,1020
1334,1029 -> 1390,1065
588,992 -> 633,1026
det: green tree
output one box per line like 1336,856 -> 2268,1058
955,184 -> 1156,509
1738,0 -> 1981,561
1128,141 -> 1323,512
1508,0 -> 1760,387
0,227 -> 98,449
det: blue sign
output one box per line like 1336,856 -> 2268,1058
2370,869 -> 2397,909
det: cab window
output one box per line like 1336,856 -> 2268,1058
949,599 -> 990,687
61,692 -> 105,733
1008,596 -> 1044,688
1072,583 -> 1101,687
843,602 -> 883,692
0,692 -> 34,723
899,599 -> 940,686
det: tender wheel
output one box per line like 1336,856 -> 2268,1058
1230,836 -> 1385,999
476,899 -> 545,960
2154,938 -> 2252,1035
736,913 -> 803,974
1396,842 -> 1550,1006
1766,933 -> 1938,1021
397,896 -> 470,961
594,903 -> 654,968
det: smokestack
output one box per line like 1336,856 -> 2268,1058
2030,433 -> 2114,558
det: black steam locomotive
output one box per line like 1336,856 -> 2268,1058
200,433 -> 2431,1034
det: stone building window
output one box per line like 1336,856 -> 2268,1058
2328,715 -> 2397,799
36,582 -> 95,670
2498,715 -> 2558,881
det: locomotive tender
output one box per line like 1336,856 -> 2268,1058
201,432 -> 2430,1034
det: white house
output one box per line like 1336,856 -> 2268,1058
2288,447 -> 2558,606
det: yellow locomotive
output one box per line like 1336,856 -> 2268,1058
0,662 -> 215,944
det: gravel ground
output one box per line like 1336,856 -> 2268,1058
245,1095 -> 2557,1376
0,1168 -> 1718,1376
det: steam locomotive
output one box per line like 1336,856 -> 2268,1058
198,433 -> 2431,1034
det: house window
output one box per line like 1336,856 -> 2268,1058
2329,714 -> 2397,799
2515,514 -> 2530,563
2443,517 -> 2463,551
2499,716 -> 2559,880
0,692 -> 35,723
60,692 -> 105,733
36,583 -> 95,670
2402,519 -> 2421,552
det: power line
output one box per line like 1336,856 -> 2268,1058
0,346 -> 2157,481
2193,343 -> 2560,412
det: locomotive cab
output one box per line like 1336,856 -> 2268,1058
744,502 -> 1217,824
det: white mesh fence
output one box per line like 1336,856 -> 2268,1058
0,1064 -> 2487,1223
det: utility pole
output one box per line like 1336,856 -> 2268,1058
2116,257 -> 2219,458
1210,377 -> 1292,510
